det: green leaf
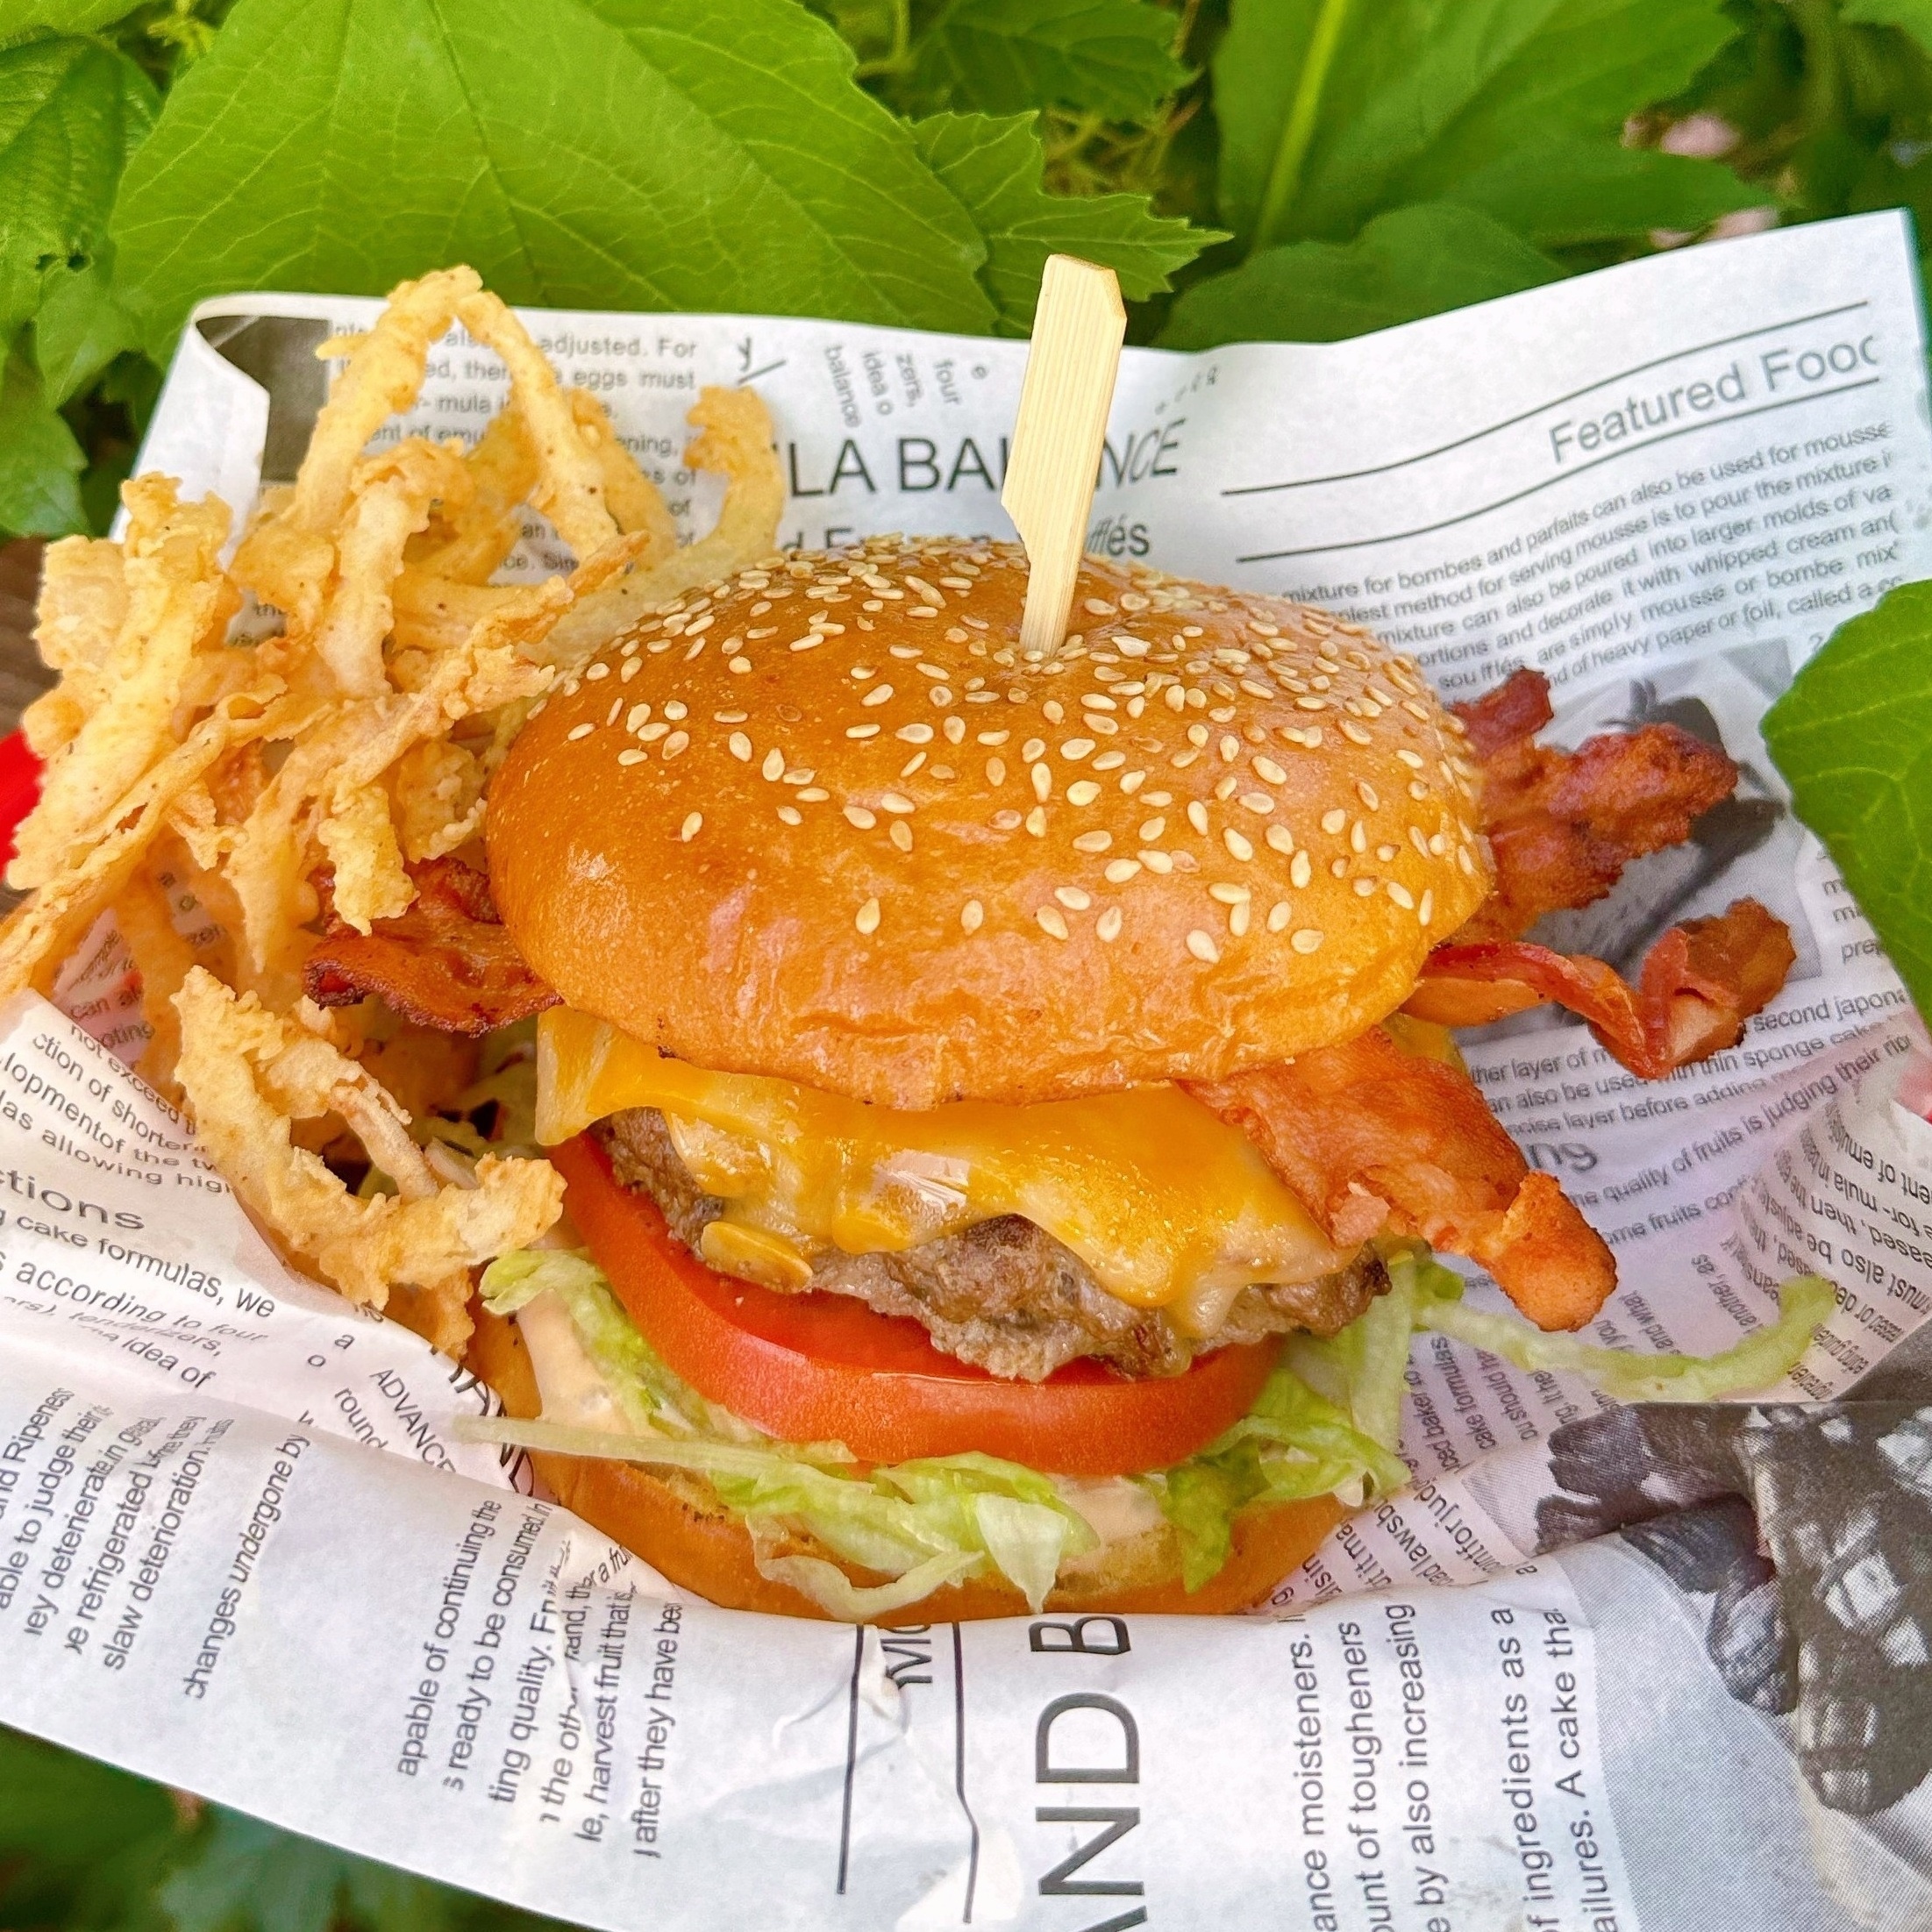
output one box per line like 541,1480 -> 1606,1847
1444,139 -> 1770,244
1216,0 -> 1743,251
1764,582 -> 1932,1021
1843,0 -> 1932,55
110,0 -> 998,353
907,0 -> 1189,121
0,2 -> 144,33
160,1810 -> 452,1932
0,1724 -> 177,1867
909,111 -> 1215,332
0,331 -> 86,533
0,33 -> 156,333
34,239 -> 141,401
1158,201 -> 1560,347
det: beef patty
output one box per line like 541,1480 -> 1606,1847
597,1109 -> 1387,1381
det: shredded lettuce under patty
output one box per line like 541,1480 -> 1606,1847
467,1244 -> 1833,1612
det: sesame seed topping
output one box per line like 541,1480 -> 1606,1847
1063,738 -> 1095,760
663,731 -> 689,759
664,701 -> 688,720
1351,821 -> 1367,853
1092,750 -> 1125,771
1023,737 -> 1045,760
729,731 -> 752,761
1067,780 -> 1101,807
856,898 -> 881,935
1140,849 -> 1173,873
797,787 -> 829,802
1353,878 -> 1377,896
1220,734 -> 1239,761
1031,763 -> 1052,802
961,899 -> 984,932
862,686 -> 893,707
847,724 -> 880,739
1037,905 -> 1071,940
1104,859 -> 1141,883
880,792 -> 915,815
1321,809 -> 1347,835
1097,908 -> 1123,942
1419,889 -> 1434,925
1186,929 -> 1220,963
1025,807 -> 1047,837
1290,851 -> 1313,888
1208,882 -> 1250,904
1357,781 -> 1380,809
845,805 -> 877,829
890,822 -> 913,852
1121,771 -> 1146,795
617,748 -> 647,766
1055,886 -> 1092,911
1187,723 -> 1209,747
1224,828 -> 1254,861
1230,902 -> 1251,937
1295,695 -> 1329,711
681,812 -> 702,841
1073,830 -> 1112,852
620,659 -> 641,681
1267,901 -> 1291,932
1387,881 -> 1415,909
1291,929 -> 1323,953
1253,756 -> 1287,785
987,757 -> 1008,785
1184,802 -> 1208,837
1239,791 -> 1274,816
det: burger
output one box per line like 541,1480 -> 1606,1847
439,533 -> 1772,1621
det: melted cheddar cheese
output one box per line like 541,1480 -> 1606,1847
537,1009 -> 1346,1337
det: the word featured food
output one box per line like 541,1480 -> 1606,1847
3,272 -> 1825,1623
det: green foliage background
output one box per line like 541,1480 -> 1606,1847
4,0 -> 1932,1920
2,0 -> 1931,544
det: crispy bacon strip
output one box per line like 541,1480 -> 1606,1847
1454,667 -> 1739,944
1408,898 -> 1795,1081
1189,1030 -> 1615,1331
303,856 -> 558,1035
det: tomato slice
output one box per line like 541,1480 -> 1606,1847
552,1133 -> 1279,1478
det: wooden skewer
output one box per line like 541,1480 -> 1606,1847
1002,255 -> 1126,659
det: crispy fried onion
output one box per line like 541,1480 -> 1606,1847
1408,898 -> 1796,1081
173,966 -> 562,1352
303,857 -> 557,1035
1453,667 -> 1740,944
1189,1028 -> 1615,1331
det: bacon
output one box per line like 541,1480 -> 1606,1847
1452,664 -> 1553,759
1455,667 -> 1739,944
303,856 -> 558,1035
1189,1030 -> 1615,1331
1408,898 -> 1795,1081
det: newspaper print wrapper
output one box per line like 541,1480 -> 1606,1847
9,211 -> 1932,1928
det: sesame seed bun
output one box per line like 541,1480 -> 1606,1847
487,537 -> 1492,1109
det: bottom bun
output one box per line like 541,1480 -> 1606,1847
467,1308 -> 1347,1621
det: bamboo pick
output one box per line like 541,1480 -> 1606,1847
1002,255 -> 1126,659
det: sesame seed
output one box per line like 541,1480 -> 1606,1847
1291,929 -> 1323,953
1044,699 -> 1065,724
1062,738 -> 1095,760
789,636 -> 823,652
1104,859 -> 1141,883
862,686 -> 893,707
1354,878 -> 1377,896
1208,882 -> 1250,904
961,899 -> 984,932
1351,821 -> 1367,853
847,724 -> 881,739
1166,686 -> 1187,712
567,722 -> 595,741
1023,737 -> 1046,761
1289,851 -> 1313,888
617,748 -> 647,766
1357,781 -> 1380,810
890,821 -> 913,852
1419,889 -> 1434,925
1187,802 -> 1210,837
681,812 -> 702,840
1139,816 -> 1166,841
663,731 -> 689,759
1097,908 -> 1123,941
880,792 -> 914,814
1295,695 -> 1328,711
1187,723 -> 1209,748
1055,886 -> 1092,911
1031,763 -> 1052,802
856,898 -> 881,935
944,716 -> 966,743
606,697 -> 623,725
1267,901 -> 1291,932
1093,750 -> 1125,771
1253,756 -> 1287,784
1073,830 -> 1112,853
1121,771 -> 1146,795
1331,858 -> 1348,877
1025,807 -> 1047,836
620,659 -> 641,681
1397,748 -> 1424,769
845,805 -> 877,829
1140,849 -> 1173,873
1186,929 -> 1220,963
1230,902 -> 1251,937
987,757 -> 1008,785
898,723 -> 935,744
1224,828 -> 1254,861
1321,809 -> 1347,835
797,787 -> 829,802
1067,780 -> 1101,807
1037,905 -> 1071,939
978,729 -> 1010,746
638,722 -> 669,742
1216,775 -> 1238,802
1387,881 -> 1415,909
729,731 -> 752,761
902,753 -> 927,778
1220,735 -> 1239,762
664,701 -> 688,720
1239,791 -> 1274,816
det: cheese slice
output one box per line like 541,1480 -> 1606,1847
538,1009 -> 1344,1336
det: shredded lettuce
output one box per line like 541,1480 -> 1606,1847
470,1243 -> 1833,1608
1415,1271 -> 1835,1402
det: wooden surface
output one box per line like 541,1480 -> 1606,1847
0,539 -> 50,738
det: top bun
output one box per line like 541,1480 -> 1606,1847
488,537 -> 1492,1109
